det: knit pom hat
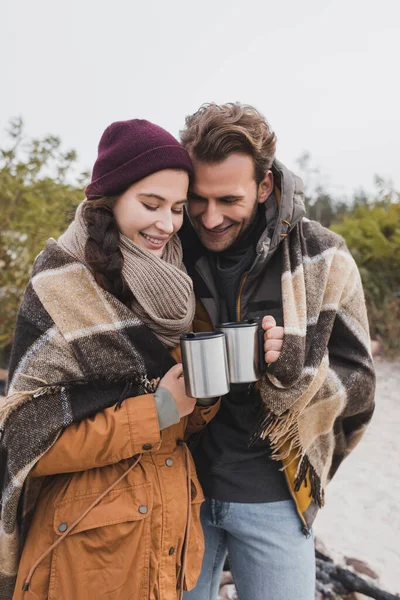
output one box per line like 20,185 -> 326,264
85,119 -> 193,199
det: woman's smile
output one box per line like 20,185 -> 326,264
139,231 -> 170,250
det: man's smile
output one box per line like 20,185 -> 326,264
199,223 -> 235,236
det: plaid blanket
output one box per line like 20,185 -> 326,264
0,239 -> 175,598
255,219 -> 376,508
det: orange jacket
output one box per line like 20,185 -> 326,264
13,348 -> 220,600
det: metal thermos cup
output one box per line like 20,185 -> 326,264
217,319 -> 265,384
180,332 -> 230,399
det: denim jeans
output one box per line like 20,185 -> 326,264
184,498 -> 316,600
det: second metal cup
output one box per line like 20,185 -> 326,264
217,319 -> 264,384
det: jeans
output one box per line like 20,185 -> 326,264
184,498 -> 316,600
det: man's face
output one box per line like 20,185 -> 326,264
187,153 -> 273,252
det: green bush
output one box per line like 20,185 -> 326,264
332,201 -> 400,354
0,118 -> 86,349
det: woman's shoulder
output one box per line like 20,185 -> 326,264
32,238 -> 77,277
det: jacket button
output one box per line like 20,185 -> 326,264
58,522 -> 68,532
138,505 -> 148,514
165,458 -> 173,467
142,443 -> 152,451
169,547 -> 175,555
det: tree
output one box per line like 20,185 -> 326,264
295,152 -> 337,227
0,118 -> 87,349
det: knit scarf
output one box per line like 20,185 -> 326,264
58,201 -> 195,348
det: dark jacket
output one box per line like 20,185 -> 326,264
181,159 -> 375,530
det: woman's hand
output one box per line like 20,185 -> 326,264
262,316 -> 284,364
159,364 -> 196,417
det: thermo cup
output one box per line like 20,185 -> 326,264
180,332 -> 230,399
217,319 -> 265,384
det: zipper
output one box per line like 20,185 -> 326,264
236,274 -> 248,321
235,249 -> 264,321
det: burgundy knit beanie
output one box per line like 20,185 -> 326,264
85,119 -> 193,199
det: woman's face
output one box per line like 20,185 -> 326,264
114,169 -> 189,257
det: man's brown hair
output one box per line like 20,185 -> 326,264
180,103 -> 277,184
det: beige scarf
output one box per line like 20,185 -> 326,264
58,201 -> 195,347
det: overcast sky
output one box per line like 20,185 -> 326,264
2,0 -> 399,197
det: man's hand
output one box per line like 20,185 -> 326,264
159,364 -> 196,418
262,316 -> 284,364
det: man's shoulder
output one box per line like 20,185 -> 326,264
297,217 -> 346,253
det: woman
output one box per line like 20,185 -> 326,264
0,119 -> 219,600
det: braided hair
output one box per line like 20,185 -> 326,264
83,198 -> 134,306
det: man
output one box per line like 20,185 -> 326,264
180,103 -> 375,600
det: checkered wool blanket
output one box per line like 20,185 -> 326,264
0,239 -> 176,598
254,219 -> 376,508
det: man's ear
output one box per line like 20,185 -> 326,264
257,171 -> 274,204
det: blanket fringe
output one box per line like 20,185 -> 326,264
251,409 -> 300,461
252,408 -> 325,508
0,382 -> 62,432
0,372 -> 161,430
114,376 -> 160,410
294,453 -> 325,508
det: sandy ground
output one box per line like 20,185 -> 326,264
314,359 -> 400,594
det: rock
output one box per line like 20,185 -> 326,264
219,572 -> 237,600
220,571 -> 234,586
345,557 -> 379,580
315,536 -> 334,562
218,584 -> 238,600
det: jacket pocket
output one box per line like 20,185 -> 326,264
183,474 -> 205,591
49,483 -> 153,600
